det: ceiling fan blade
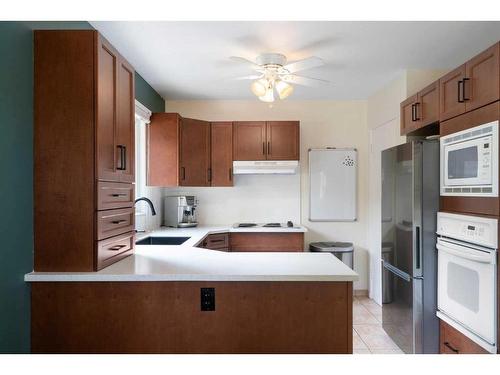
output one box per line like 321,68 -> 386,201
229,56 -> 262,71
283,56 -> 324,73
233,74 -> 263,80
281,74 -> 329,87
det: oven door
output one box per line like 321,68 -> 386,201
437,238 -> 497,344
443,135 -> 492,187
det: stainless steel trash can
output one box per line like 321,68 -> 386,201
381,242 -> 393,304
309,242 -> 354,269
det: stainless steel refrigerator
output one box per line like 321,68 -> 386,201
381,140 -> 439,354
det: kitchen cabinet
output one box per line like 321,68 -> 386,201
34,30 -> 135,271
147,113 -> 211,187
233,121 -> 300,161
198,233 -> 230,251
439,320 -> 488,354
400,82 -> 440,135
233,121 -> 267,160
230,232 -> 304,252
266,121 -> 300,160
210,122 -> 233,186
180,118 -> 211,186
439,42 -> 499,121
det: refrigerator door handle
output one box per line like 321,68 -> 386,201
383,261 -> 411,282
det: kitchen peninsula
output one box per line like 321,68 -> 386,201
25,226 -> 358,354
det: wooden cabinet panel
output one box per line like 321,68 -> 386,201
400,95 -> 418,135
465,42 -> 500,112
97,181 -> 135,210
233,121 -> 267,160
211,122 -> 233,186
230,233 -> 304,252
439,320 -> 488,354
96,35 -> 120,182
198,233 -> 230,251
32,281 -> 352,353
96,231 -> 135,270
266,121 -> 299,160
147,113 -> 180,187
116,58 -> 135,183
418,81 -> 440,127
439,65 -> 466,121
97,207 -> 135,240
180,118 -> 211,186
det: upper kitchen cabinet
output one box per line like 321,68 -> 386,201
233,121 -> 267,160
400,95 -> 419,135
180,118 -> 211,186
96,35 -> 135,183
34,30 -> 136,272
211,122 -> 233,186
440,42 -> 499,121
266,121 -> 300,160
233,121 -> 300,160
147,113 -> 211,187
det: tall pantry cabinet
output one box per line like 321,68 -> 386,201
34,30 -> 136,271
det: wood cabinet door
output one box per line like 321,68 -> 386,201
418,81 -> 440,127
179,118 -> 211,186
116,57 -> 135,183
211,122 -> 233,186
439,64 -> 466,121
439,320 -> 488,354
233,121 -> 267,160
96,34 -> 120,182
400,95 -> 418,135
465,42 -> 500,112
266,121 -> 300,160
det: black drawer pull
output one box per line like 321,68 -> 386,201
109,244 -> 127,251
457,80 -> 464,103
414,102 -> 421,121
462,78 -> 470,101
111,193 -> 128,197
411,103 -> 416,121
209,239 -> 225,243
444,342 -> 459,353
111,219 -> 127,224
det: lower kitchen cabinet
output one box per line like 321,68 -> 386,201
198,233 -> 230,251
230,232 -> 304,252
439,320 -> 488,354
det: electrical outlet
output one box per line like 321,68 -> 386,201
200,287 -> 215,311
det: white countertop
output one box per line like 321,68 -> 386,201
25,226 -> 358,283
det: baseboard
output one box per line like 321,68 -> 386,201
353,289 -> 368,297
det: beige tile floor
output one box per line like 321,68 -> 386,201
353,296 -> 404,354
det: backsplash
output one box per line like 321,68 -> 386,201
163,173 -> 301,226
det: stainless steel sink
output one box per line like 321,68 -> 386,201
135,236 -> 190,245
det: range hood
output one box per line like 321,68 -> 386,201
232,160 -> 299,175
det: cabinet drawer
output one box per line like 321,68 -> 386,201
96,231 -> 134,270
97,181 -> 134,210
439,320 -> 488,354
230,232 -> 304,252
205,233 -> 229,249
97,207 -> 135,240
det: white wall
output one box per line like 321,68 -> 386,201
165,100 -> 369,291
366,69 -> 448,304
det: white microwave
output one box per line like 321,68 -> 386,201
440,121 -> 499,197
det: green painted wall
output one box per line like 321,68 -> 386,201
0,21 -> 164,353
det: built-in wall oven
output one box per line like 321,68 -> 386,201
440,121 -> 498,197
436,212 -> 498,353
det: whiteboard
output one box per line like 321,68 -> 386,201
309,148 -> 357,221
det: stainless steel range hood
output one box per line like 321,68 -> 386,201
232,160 -> 299,175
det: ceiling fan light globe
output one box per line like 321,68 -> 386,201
258,88 -> 275,103
275,80 -> 294,100
250,79 -> 268,97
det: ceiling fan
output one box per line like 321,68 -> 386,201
230,53 -> 329,103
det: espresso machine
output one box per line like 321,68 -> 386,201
164,195 -> 198,228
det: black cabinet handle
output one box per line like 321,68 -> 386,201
181,167 -> 186,180
208,168 -> 212,182
229,167 -> 232,181
111,219 -> 127,224
411,104 -> 416,121
262,142 -> 266,155
462,78 -> 470,101
268,141 -> 271,155
122,145 -> 127,171
444,342 -> 459,354
111,193 -> 128,197
117,145 -> 124,170
414,102 -> 421,121
109,244 -> 126,251
457,80 -> 464,103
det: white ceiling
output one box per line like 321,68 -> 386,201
90,21 -> 500,101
